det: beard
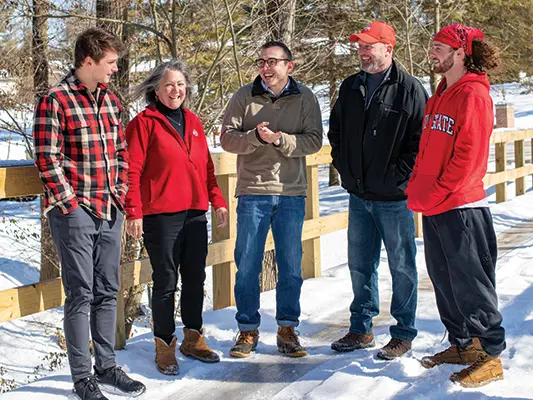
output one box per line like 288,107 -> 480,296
433,53 -> 454,74
360,56 -> 385,73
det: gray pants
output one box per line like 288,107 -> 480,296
48,205 -> 123,382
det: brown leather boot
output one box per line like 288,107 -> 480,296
331,331 -> 375,352
154,336 -> 179,375
377,338 -> 412,360
277,326 -> 308,357
229,329 -> 259,358
421,338 -> 486,369
180,328 -> 220,363
450,354 -> 504,388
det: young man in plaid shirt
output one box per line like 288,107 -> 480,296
33,28 -> 146,400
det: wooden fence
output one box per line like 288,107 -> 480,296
0,130 -> 532,348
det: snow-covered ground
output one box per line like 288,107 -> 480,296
0,82 -> 532,399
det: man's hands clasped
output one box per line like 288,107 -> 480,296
257,121 -> 282,146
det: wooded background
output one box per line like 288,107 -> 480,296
1,0 -> 532,336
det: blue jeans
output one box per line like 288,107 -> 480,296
347,194 -> 418,341
234,195 -> 305,331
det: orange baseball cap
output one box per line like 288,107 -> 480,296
350,22 -> 396,46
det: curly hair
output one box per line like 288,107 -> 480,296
464,39 -> 501,74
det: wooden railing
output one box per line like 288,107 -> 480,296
1,130 -> 532,348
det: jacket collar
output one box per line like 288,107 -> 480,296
352,60 -> 399,90
145,104 -> 192,121
251,75 -> 301,98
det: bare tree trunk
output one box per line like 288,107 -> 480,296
33,0 -> 49,99
33,0 -> 59,282
405,0 -> 414,75
121,233 -> 144,340
118,5 -> 131,127
266,0 -> 297,45
149,0 -> 163,62
429,0 -> 440,94
96,0 -> 116,33
327,14 -> 339,187
95,0 -> 143,340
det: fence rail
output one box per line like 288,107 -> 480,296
1,130 -> 532,348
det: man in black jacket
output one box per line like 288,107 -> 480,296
328,22 -> 428,359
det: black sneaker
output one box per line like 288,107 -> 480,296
94,366 -> 146,397
74,376 -> 108,400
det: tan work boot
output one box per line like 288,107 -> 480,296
154,335 -> 179,375
421,338 -> 486,369
277,326 -> 308,358
180,327 -> 220,363
331,331 -> 375,353
450,354 -> 504,388
377,338 -> 412,360
230,329 -> 259,358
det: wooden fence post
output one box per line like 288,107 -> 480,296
302,165 -> 321,280
495,142 -> 507,203
212,174 -> 237,310
515,140 -> 525,196
414,212 -> 423,238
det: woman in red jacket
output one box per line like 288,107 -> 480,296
125,60 -> 228,375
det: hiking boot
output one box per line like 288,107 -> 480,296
94,366 -> 146,397
73,376 -> 108,400
277,326 -> 308,358
450,354 -> 504,388
229,329 -> 259,358
377,338 -> 412,360
421,338 -> 486,369
331,331 -> 375,352
180,327 -> 220,363
154,335 -> 179,375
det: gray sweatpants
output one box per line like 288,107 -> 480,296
48,205 -> 123,382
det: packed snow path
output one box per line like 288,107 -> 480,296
159,217 -> 533,400
3,213 -> 531,400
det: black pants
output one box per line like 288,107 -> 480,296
143,210 -> 208,343
423,207 -> 506,358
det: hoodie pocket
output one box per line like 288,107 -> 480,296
406,173 -> 441,211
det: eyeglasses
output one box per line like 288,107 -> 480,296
254,58 -> 290,68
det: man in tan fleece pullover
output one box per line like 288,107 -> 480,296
221,41 -> 322,358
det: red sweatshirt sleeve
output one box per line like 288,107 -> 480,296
124,115 -> 149,219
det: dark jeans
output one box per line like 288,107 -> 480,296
48,205 -> 123,383
234,195 -> 306,331
423,207 -> 506,357
143,210 -> 208,343
347,194 -> 418,341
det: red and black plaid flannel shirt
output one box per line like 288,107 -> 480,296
33,70 -> 129,220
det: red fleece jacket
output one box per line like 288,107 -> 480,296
125,105 -> 227,219
406,73 -> 493,216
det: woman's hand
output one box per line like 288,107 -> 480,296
126,218 -> 143,239
215,207 -> 229,228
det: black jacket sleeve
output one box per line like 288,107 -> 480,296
328,82 -> 345,175
396,79 -> 428,188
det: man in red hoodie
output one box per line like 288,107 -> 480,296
406,24 -> 505,387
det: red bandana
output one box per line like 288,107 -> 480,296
434,24 -> 485,56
